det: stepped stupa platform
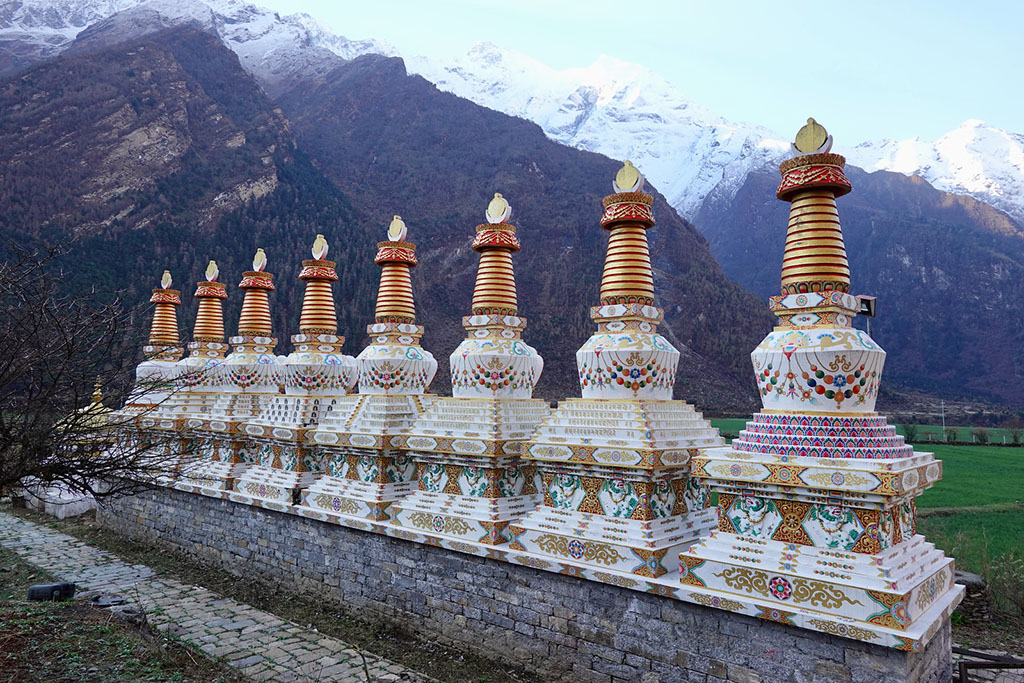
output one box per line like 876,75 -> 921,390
116,121 -> 960,664
508,163 -> 724,578
297,217 -> 438,523
391,194 -> 550,545
678,119 -> 963,649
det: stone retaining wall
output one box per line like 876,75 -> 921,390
98,487 -> 952,682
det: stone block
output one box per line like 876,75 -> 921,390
96,488 -> 952,683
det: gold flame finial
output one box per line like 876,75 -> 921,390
160,270 -> 172,289
387,215 -> 408,242
485,192 -> 512,224
205,260 -> 219,282
613,160 -> 644,193
312,234 -> 329,260
794,117 -> 832,154
252,248 -> 267,272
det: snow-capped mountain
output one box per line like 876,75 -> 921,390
404,44 -> 790,221
1,0 -> 394,93
844,120 -> 1024,226
3,0 -> 1022,227
0,0 -> 139,47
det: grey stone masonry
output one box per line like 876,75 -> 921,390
0,509 -> 432,682
97,487 -> 953,683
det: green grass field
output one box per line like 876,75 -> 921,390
918,510 -> 1024,575
907,425 -> 1022,444
916,445 -> 1024,572
709,418 -> 749,436
916,445 -> 1023,509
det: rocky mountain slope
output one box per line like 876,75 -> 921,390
5,0 -> 1022,229
0,27 -> 770,410
0,27 -> 290,236
274,53 -> 774,407
0,27 -> 381,356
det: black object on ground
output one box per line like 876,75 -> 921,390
27,581 -> 76,601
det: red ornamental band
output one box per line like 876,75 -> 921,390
239,272 -> 275,290
195,282 -> 228,299
299,260 -> 340,282
600,193 -> 655,230
472,226 -> 521,252
150,289 -> 181,305
777,154 -> 852,200
374,243 -> 418,266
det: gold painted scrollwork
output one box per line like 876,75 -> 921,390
714,567 -> 862,609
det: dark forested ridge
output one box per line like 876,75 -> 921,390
10,23 -> 1021,414
0,28 -> 379,357
0,29 -> 294,239
0,32 -> 772,411
275,54 -> 772,408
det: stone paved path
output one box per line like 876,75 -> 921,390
0,510 -> 431,682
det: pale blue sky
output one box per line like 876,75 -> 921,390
259,0 -> 1022,143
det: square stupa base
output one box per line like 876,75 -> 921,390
172,459 -> 251,496
296,449 -> 417,522
227,466 -> 321,511
392,490 -> 540,545
508,505 -> 716,578
679,530 -> 963,646
389,449 -> 541,545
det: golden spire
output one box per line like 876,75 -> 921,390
92,378 -> 102,404
387,215 -> 408,241
776,118 -> 852,294
193,259 -> 228,343
312,234 -> 329,260
374,216 -> 418,323
794,117 -> 831,154
471,193 -> 520,316
598,161 -> 655,305
237,249 -> 275,336
148,270 -> 181,347
613,160 -> 644,193
252,248 -> 267,272
298,234 -> 339,334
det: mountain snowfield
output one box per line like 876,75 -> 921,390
844,120 -> 1024,226
3,0 -> 1023,226
403,44 -> 791,221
